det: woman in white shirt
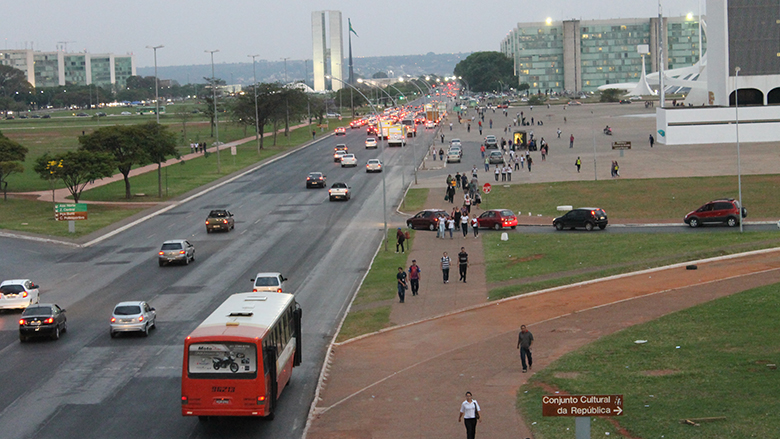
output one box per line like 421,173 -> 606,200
458,391 -> 481,439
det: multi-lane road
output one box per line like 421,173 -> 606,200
0,122 -> 436,439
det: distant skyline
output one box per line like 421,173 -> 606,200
5,0 -> 705,68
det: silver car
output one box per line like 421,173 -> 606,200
158,239 -> 195,266
110,301 -> 156,337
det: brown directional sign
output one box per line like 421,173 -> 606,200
542,394 -> 623,417
55,212 -> 88,221
612,141 -> 631,150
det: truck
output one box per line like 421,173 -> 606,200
401,118 -> 416,137
424,103 -> 439,123
387,125 -> 406,147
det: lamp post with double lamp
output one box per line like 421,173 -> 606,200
329,75 -> 389,250
248,54 -> 262,153
735,66 -> 744,233
146,45 -> 163,124
205,49 -> 221,173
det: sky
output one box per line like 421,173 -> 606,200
5,0 -> 705,68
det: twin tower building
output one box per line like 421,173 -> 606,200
311,10 -> 344,92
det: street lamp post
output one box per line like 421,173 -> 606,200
330,75 -> 389,251
146,45 -> 163,124
249,54 -> 261,153
735,67 -> 743,233
281,57 -> 290,141
205,49 -> 221,173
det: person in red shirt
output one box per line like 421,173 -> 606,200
408,260 -> 421,296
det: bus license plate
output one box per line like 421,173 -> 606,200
215,399 -> 230,405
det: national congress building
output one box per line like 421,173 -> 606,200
0,49 -> 136,89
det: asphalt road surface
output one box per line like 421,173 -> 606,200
0,122 -> 435,439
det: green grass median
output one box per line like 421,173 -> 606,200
518,283 -> 780,439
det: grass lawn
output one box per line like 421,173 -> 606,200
518,283 -> 780,439
337,228 -> 414,342
484,231 -> 780,299
0,198 -> 144,238
484,174 -> 780,220
401,188 -> 429,213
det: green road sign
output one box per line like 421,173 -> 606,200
55,203 -> 88,213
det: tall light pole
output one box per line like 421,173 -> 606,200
146,45 -> 163,124
205,49 -> 221,173
249,54 -> 261,153
281,57 -> 291,140
735,67 -> 743,233
330,75 -> 389,250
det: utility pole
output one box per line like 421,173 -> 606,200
281,57 -> 290,139
249,54 -> 261,153
205,49 -> 221,173
146,45 -> 163,124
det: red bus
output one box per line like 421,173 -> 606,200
181,292 -> 302,420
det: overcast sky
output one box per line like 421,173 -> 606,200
6,0 -> 705,68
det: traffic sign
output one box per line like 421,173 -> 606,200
542,394 -> 623,417
482,183 -> 492,194
55,212 -> 88,221
55,203 -> 87,213
611,141 -> 631,150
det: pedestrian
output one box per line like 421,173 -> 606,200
447,185 -> 456,204
439,148 -> 445,161
479,126 -> 482,135
564,116 -> 567,123
395,227 -> 406,253
513,155 -> 519,171
432,145 -> 437,161
464,193 -> 471,213
441,133 -> 445,144
527,155 -> 533,172
396,267 -> 407,303
458,247 -> 469,282
614,161 -> 620,177
461,173 -> 469,190
575,156 -> 581,173
458,391 -> 481,439
484,156 -> 489,172
467,123 -> 471,133
440,252 -> 451,283
649,134 -> 655,147
455,172 -> 461,188
454,208 -> 462,231
471,166 -> 478,179
489,119 -> 493,129
461,214 -> 469,237
494,165 -> 500,182
438,215 -> 446,238
507,164 -> 513,181
557,128 -> 561,138
447,216 -> 455,238
611,161 -> 616,177
312,130 -> 316,140
480,144 -> 485,158
530,117 -> 534,126
517,325 -> 534,372
471,216 -> 479,237
408,260 -> 421,296
450,122 -> 453,131
569,134 -> 574,148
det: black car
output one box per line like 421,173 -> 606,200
306,172 -> 327,188
553,207 -> 608,231
19,304 -> 67,342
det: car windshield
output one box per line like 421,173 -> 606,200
161,243 -> 183,250
0,285 -> 24,294
332,183 -> 347,188
309,173 -> 322,178
254,277 -> 280,287
209,211 -> 228,217
22,306 -> 52,316
343,154 -> 354,159
114,305 -> 142,315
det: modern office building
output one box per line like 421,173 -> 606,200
501,15 -> 704,93
311,10 -> 344,91
0,49 -> 136,89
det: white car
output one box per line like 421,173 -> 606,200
120,111 -> 132,115
446,150 -> 461,163
0,279 -> 40,310
251,272 -> 287,293
366,158 -> 383,172
110,301 -> 156,338
425,121 -> 436,129
365,137 -> 378,148
450,138 -> 462,146
340,153 -> 358,167
448,146 -> 462,158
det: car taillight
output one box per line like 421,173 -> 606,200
179,250 -> 186,254
158,251 -> 164,255
138,315 -> 144,322
19,319 -> 25,325
277,288 -> 282,293
307,177 -> 311,180
22,291 -> 28,298
181,396 -> 188,405
205,220 -> 210,225
253,288 -> 258,292
44,317 -> 54,324
223,219 -> 228,224
111,317 -> 116,323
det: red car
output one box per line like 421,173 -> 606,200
476,209 -> 518,230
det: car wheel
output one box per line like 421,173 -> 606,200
206,229 -> 211,234
143,324 -> 149,337
727,217 -> 737,227
688,218 -> 700,228
110,330 -> 116,338
511,226 -> 516,229
428,223 -> 435,231
329,197 -> 334,202
52,326 -> 60,340
493,223 -> 501,230
19,335 -> 27,343
151,317 -> 156,329
407,222 -> 414,230
598,224 -> 607,230
585,222 -> 594,231
62,322 -> 67,333
555,222 -> 564,231
184,256 -> 189,265
191,252 -> 195,262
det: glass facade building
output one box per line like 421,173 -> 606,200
0,49 -> 135,89
501,16 -> 705,93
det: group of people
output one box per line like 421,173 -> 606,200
395,247 -> 471,303
189,142 -> 209,154
436,209 -> 480,239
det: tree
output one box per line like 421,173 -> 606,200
79,125 -> 149,199
453,52 -> 517,93
0,65 -> 33,116
231,82 -> 287,150
34,150 -> 114,203
600,88 -> 623,103
372,71 -> 388,79
0,131 -> 28,201
134,122 -> 179,198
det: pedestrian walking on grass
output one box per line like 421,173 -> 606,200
575,157 -> 581,173
396,267 -> 407,303
396,227 -> 406,253
408,260 -> 421,296
517,325 -> 534,372
458,247 -> 469,282
440,252 -> 451,283
458,391 -> 481,439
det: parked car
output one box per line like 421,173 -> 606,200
158,239 -> 195,266
110,301 -> 156,338
335,127 -> 346,135
41,114 -> 51,119
76,112 -> 89,117
328,182 -> 351,201
406,209 -> 449,230
0,279 -> 40,310
488,150 -> 505,164
306,171 -> 327,188
619,99 -> 632,104
340,153 -> 358,167
365,137 -> 378,148
366,159 -> 383,172
251,272 -> 287,293
205,210 -> 234,233
684,199 -> 746,228
19,304 -> 67,342
476,209 -> 518,230
553,207 -> 609,231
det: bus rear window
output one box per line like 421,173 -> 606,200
188,342 -> 257,376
